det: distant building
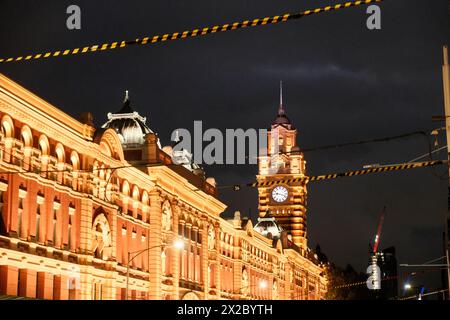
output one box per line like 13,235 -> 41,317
370,246 -> 398,300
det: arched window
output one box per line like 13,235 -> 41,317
70,151 -> 80,190
55,143 -> 65,184
1,115 -> 14,162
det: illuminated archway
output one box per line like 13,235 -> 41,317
181,291 -> 200,300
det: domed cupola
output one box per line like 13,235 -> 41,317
102,91 -> 161,149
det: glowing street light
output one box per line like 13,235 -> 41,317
173,238 -> 185,250
404,283 -> 412,290
259,280 -> 268,289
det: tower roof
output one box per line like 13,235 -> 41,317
102,91 -> 161,148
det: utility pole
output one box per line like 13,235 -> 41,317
442,44 -> 450,300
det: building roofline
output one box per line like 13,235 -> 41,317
0,73 -> 95,141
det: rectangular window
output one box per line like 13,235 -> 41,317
93,283 -> 102,300
36,274 -> 41,298
17,270 -> 22,297
36,210 -> 40,242
0,191 -> 4,234
0,190 -> 3,213
68,278 -> 76,300
68,215 -> 72,250
17,197 -> 23,237
52,209 -> 57,245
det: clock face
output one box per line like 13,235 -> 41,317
271,186 -> 288,203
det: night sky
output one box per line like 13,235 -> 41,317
1,0 -> 449,287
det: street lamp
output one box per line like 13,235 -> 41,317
258,280 -> 268,290
126,238 -> 184,300
403,283 -> 425,300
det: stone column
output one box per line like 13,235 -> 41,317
79,197 -> 93,255
0,265 -> 18,296
37,272 -> 54,300
172,202 -> 181,300
214,224 -> 221,297
148,189 -> 162,299
53,275 -> 69,300
201,215 -> 208,299
79,266 -> 92,300
285,263 -> 292,300
233,261 -> 242,297
18,269 -> 37,298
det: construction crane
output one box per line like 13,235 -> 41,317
373,206 -> 387,253
367,206 -> 386,292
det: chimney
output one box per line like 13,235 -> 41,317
233,211 -> 241,228
79,112 -> 94,127
143,132 -> 159,163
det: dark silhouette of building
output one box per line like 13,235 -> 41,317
371,246 -> 398,300
380,247 -> 398,299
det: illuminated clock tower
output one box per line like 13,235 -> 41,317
257,82 -> 308,250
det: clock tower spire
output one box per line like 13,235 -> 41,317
257,82 -> 308,251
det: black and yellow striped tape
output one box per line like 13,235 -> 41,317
332,275 -> 397,289
0,0 -> 383,64
248,160 -> 445,188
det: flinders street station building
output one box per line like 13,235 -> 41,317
0,73 -> 327,300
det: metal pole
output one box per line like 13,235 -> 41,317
126,252 -> 130,300
443,45 -> 450,300
446,249 -> 450,300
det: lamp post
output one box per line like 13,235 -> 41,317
403,283 -> 425,300
126,238 -> 184,300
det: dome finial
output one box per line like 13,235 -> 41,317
124,90 -> 129,103
278,81 -> 285,116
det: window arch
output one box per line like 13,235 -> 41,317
1,115 -> 14,138
70,151 -> 80,170
132,186 -> 140,200
122,180 -> 130,196
55,143 -> 65,163
38,135 -> 50,156
141,191 -> 149,206
20,125 -> 33,147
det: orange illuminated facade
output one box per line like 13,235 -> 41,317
0,73 -> 327,300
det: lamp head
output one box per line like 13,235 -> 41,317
173,239 -> 185,250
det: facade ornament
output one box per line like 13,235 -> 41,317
162,200 -> 173,231
241,268 -> 249,295
272,280 -> 278,300
92,213 -> 112,261
208,225 -> 215,250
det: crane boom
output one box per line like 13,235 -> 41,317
373,206 -> 387,253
